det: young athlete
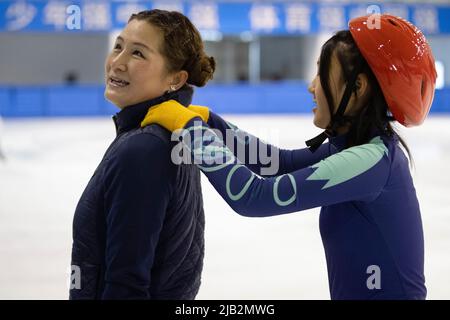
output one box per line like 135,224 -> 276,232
141,14 -> 437,299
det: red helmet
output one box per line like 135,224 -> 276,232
349,14 -> 437,127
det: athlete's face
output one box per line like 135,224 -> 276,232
105,19 -> 175,108
308,53 -> 346,129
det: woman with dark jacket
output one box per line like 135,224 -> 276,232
69,9 -> 215,299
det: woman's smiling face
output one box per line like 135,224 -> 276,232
104,19 -> 174,108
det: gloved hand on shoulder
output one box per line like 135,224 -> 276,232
140,100 -> 209,132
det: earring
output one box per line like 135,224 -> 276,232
169,85 -> 177,92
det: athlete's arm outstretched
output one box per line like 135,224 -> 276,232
142,101 -> 391,217
203,110 -> 338,177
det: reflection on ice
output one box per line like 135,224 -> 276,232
0,115 -> 449,299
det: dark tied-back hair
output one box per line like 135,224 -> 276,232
129,9 -> 216,87
319,30 -> 412,162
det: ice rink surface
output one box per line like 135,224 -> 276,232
0,114 -> 449,299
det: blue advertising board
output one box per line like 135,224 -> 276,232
0,1 -> 449,35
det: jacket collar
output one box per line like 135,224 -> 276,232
328,126 -> 388,152
329,133 -> 347,151
112,86 -> 193,135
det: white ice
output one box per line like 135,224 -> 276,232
0,114 -> 449,299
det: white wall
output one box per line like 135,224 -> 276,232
428,36 -> 450,86
0,33 -> 109,85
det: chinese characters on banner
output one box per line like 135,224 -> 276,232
0,1 -> 447,34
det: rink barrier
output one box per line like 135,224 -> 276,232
0,83 -> 449,117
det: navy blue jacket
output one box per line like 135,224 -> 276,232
70,89 -> 205,299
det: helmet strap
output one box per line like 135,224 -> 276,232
306,62 -> 362,152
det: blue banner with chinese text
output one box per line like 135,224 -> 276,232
0,1 -> 449,35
